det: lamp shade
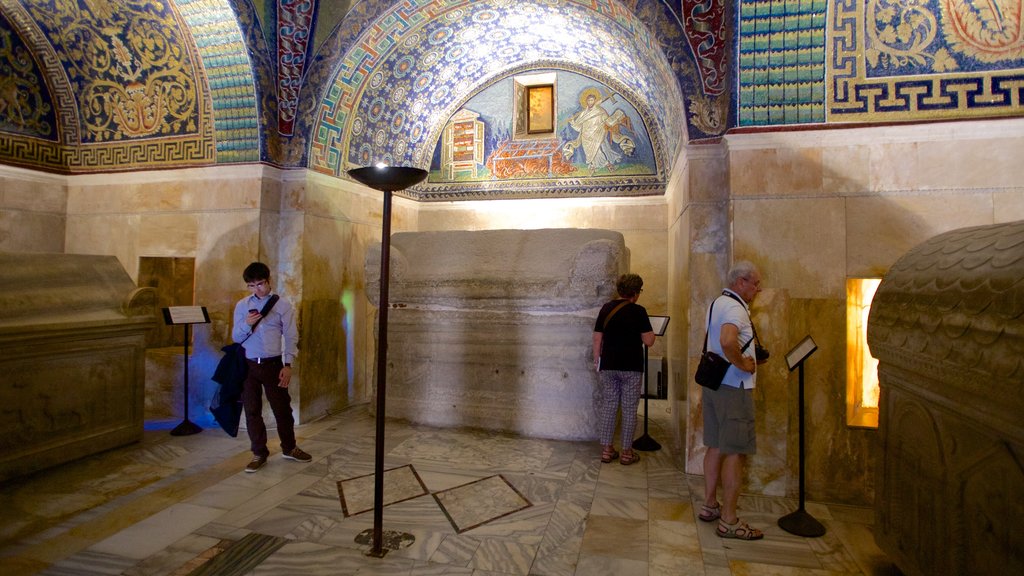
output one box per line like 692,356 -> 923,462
347,166 -> 428,192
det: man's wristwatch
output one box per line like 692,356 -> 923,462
284,363 -> 291,367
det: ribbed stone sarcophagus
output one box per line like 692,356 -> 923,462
366,228 -> 627,440
867,221 -> 1024,576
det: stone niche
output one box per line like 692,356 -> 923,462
867,221 -> 1024,576
0,253 -> 155,482
366,228 -> 628,440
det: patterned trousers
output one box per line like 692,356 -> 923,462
596,369 -> 643,449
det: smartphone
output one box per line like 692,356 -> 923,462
249,308 -> 258,314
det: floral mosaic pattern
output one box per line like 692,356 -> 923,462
0,11 -> 55,140
866,0 -> 1024,74
30,0 -> 204,142
830,0 -> 1024,122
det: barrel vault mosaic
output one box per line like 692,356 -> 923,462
0,0 -> 1020,186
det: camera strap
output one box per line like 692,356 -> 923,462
720,290 -> 758,351
705,295 -> 754,354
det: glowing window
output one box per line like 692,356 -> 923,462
846,278 -> 880,429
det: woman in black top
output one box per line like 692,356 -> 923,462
592,273 -> 655,465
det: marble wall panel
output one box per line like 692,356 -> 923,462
0,169 -> 66,252
995,191 -> 1024,222
821,145 -> 871,195
916,133 -> 1024,190
846,192 -> 994,278
733,196 -> 847,299
138,213 -> 199,256
0,210 -> 65,253
787,298 -> 874,505
867,142 -> 922,194
0,173 -> 66,212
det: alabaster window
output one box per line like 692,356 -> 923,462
513,72 -> 556,140
846,278 -> 881,428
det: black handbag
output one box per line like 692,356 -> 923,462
695,296 -> 753,390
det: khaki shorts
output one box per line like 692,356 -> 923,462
703,384 -> 756,454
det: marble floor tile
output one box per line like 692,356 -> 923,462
0,402 -> 899,576
579,514 -> 649,563
433,475 -> 532,533
467,538 -> 538,575
88,502 -> 225,560
338,464 -> 429,516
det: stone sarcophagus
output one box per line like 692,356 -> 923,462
366,228 -> 627,440
867,221 -> 1024,576
0,253 -> 155,481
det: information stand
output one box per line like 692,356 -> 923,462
161,306 -> 210,436
633,315 -> 670,452
777,335 -> 826,537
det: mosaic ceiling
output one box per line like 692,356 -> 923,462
0,0 -> 1019,198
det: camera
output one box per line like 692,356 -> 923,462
755,344 -> 770,362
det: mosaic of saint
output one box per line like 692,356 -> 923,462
429,73 -> 656,184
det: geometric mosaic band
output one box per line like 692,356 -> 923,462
828,0 -> 1024,122
0,135 -> 214,173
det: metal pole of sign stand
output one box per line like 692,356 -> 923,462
162,306 -> 210,437
170,323 -> 203,436
632,344 -> 660,451
633,315 -> 668,452
778,335 -> 825,537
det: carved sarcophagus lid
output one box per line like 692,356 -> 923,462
867,221 -> 1024,576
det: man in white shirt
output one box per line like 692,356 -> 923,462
699,260 -> 767,540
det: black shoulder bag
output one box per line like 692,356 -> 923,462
694,295 -> 754,390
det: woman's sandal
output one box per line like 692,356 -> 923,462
619,451 -> 641,465
698,501 -> 721,522
716,518 -> 764,540
600,448 -> 619,464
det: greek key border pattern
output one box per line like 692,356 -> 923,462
0,135 -> 215,172
827,0 -> 1024,121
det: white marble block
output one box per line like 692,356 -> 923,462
366,228 -> 628,440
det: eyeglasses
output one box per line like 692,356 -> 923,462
246,280 -> 268,289
742,276 -> 762,288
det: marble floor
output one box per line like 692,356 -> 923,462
0,401 -> 900,575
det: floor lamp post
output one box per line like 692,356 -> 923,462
347,166 -> 428,558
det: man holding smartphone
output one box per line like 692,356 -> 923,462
232,261 -> 311,472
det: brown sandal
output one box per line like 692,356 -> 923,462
698,501 -> 721,522
600,448 -> 619,464
716,519 -> 763,540
619,451 -> 640,465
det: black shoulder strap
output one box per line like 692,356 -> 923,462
240,294 -> 280,344
704,294 -> 755,354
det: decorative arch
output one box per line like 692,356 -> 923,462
309,0 -> 685,198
